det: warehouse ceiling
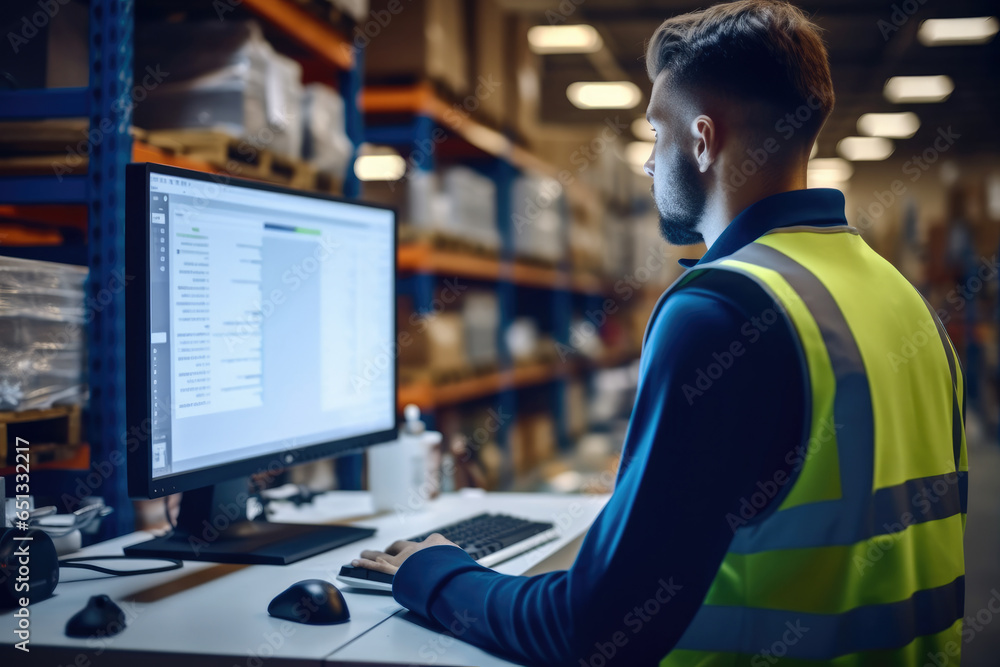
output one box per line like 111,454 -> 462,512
497,0 -> 1000,158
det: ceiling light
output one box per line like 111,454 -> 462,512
626,141 -> 654,176
918,17 -> 998,46
837,136 -> 895,161
567,82 -> 642,110
883,75 -> 954,103
354,154 -> 406,181
631,117 -> 655,141
528,25 -> 603,54
857,112 -> 920,139
807,158 -> 854,189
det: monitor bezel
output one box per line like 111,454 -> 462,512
125,162 -> 399,499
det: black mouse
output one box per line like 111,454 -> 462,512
66,595 -> 127,638
268,579 -> 350,625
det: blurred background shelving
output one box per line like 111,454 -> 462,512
1,8 -> 997,636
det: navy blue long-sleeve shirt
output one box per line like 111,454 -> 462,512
392,189 -> 850,665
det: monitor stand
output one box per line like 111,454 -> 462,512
124,478 -> 375,565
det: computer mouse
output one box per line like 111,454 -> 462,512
65,595 -> 127,638
267,579 -> 350,625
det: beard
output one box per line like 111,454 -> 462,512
652,146 -> 707,245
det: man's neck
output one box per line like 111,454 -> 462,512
700,170 -> 808,250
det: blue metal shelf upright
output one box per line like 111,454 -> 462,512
0,0 -> 369,532
364,97 -> 577,463
0,0 -> 135,538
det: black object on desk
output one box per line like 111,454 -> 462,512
268,579 -> 350,625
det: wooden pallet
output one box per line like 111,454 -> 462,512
400,362 -> 498,388
0,120 -> 146,176
143,129 -> 317,189
0,404 -> 81,465
399,225 -> 501,259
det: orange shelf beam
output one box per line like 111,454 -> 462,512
397,242 -> 502,282
511,262 -> 567,290
397,362 -> 559,411
132,140 -> 221,174
240,0 -> 354,70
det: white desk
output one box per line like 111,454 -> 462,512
0,490 -> 609,666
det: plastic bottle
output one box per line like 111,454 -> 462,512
367,404 -> 441,512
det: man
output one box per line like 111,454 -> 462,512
353,1 -> 968,664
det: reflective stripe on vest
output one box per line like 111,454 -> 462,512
653,226 -> 967,666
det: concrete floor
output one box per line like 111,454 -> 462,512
959,412 -> 1000,666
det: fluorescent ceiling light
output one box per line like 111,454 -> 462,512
626,141 -> 654,176
528,25 -> 603,54
883,75 -> 954,103
918,17 -> 998,46
354,154 -> 406,181
857,112 -> 920,139
808,158 -> 854,184
567,81 -> 641,109
631,117 -> 655,141
837,136 -> 895,161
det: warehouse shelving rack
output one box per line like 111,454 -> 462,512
361,82 -> 633,454
0,0 -> 365,538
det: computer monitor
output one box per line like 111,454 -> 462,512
123,163 -> 397,564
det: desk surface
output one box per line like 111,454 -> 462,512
0,490 -> 609,666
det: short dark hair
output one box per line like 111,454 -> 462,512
646,0 -> 834,144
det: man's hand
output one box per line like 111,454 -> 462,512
351,533 -> 459,575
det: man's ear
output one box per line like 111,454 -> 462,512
690,115 -> 717,173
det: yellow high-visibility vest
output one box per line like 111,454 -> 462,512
657,225 -> 967,666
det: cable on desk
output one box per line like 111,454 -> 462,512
60,555 -> 183,578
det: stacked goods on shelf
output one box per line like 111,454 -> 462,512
511,176 -> 567,266
364,167 -> 500,254
468,0 -> 508,128
0,257 -> 87,412
1,0 -> 88,90
568,192 -> 606,277
463,290 -> 500,371
602,210 -> 631,280
565,379 -> 589,441
505,317 -> 541,366
0,257 -> 89,468
396,297 -> 469,384
329,0 -> 369,22
134,20 -> 304,160
302,84 -> 354,181
509,412 -> 558,477
363,0 -> 470,99
442,166 -> 500,253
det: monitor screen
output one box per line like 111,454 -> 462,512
128,165 -> 396,494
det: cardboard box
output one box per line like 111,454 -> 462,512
468,0 -> 507,127
363,0 -> 469,99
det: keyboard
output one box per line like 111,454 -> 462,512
337,513 -> 558,592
